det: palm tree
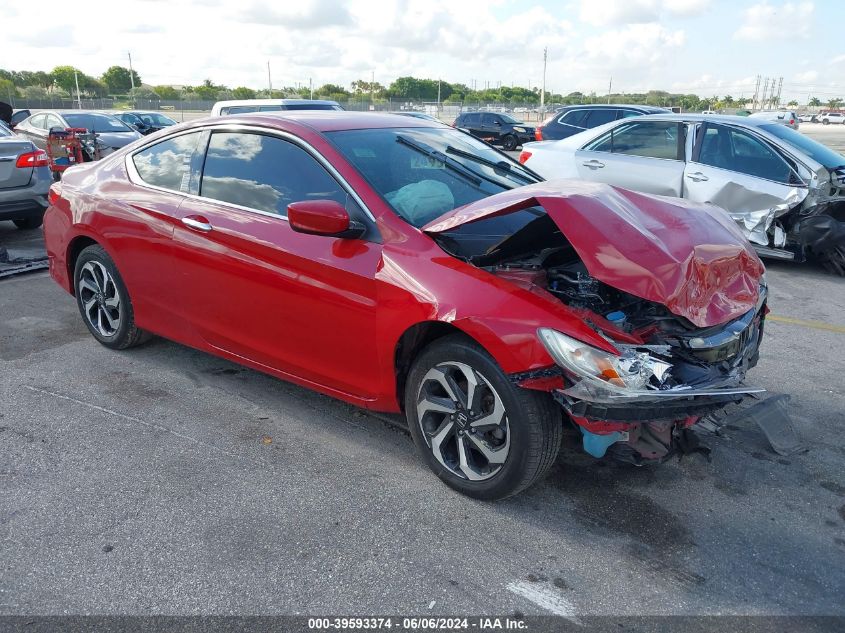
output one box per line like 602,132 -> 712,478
828,98 -> 843,110
809,97 -> 821,107
787,100 -> 798,107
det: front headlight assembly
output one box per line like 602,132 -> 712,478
537,328 -> 673,399
537,328 -> 763,403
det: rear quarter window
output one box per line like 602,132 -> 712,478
132,132 -> 204,192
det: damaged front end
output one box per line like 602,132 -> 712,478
426,181 -> 768,464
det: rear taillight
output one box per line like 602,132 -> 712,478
16,149 -> 49,168
535,127 -> 543,141
790,119 -> 795,125
518,151 -> 532,164
48,182 -> 62,205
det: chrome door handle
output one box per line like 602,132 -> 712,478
582,159 -> 605,169
181,216 -> 212,232
686,172 -> 709,182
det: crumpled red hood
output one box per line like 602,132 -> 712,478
423,180 -> 764,328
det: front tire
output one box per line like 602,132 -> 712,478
405,335 -> 561,500
74,245 -> 150,349
502,134 -> 518,151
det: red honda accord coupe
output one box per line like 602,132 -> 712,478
44,112 -> 767,499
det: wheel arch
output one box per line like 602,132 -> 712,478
394,321 -> 476,412
66,235 -> 100,294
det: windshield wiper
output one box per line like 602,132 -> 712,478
445,145 -> 538,184
396,134 -> 484,186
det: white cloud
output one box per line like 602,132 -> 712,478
734,2 -> 814,41
583,23 -> 685,69
240,0 -> 352,28
579,0 -> 711,26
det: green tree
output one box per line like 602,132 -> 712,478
129,86 -> 159,100
154,85 -> 180,100
23,85 -> 48,99
50,66 -> 86,93
809,97 -> 821,107
102,66 -> 141,94
787,99 -> 798,107
828,98 -> 843,110
232,86 -> 257,99
0,78 -> 16,100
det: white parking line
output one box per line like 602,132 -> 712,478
506,580 -> 580,623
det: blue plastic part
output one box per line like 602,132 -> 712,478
581,428 -> 623,458
606,310 -> 626,325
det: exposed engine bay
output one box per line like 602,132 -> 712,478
433,210 -> 766,465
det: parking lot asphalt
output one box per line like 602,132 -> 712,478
1,239 -> 844,618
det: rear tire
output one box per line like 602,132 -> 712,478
74,245 -> 151,349
502,134 -> 518,151
13,215 -> 43,230
405,334 -> 561,500
816,245 -> 845,276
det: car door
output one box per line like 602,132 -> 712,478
480,114 -> 502,142
683,122 -> 805,244
574,120 -> 686,197
121,130 -> 208,342
173,128 -> 382,399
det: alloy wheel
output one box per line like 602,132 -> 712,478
78,261 -> 122,337
416,361 -> 510,481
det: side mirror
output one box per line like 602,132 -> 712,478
288,200 -> 365,239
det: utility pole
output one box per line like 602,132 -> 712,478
540,46 -> 547,111
775,76 -> 783,108
437,78 -> 441,109
752,75 -> 761,110
607,77 -> 612,104
127,52 -> 135,90
74,69 -> 82,108
371,70 -> 375,105
309,77 -> 313,100
761,77 -> 770,109
267,61 -> 272,96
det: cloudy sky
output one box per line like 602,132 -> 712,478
4,0 -> 843,101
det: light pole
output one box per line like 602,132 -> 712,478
540,47 -> 547,111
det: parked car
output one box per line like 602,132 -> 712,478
44,112 -> 768,499
453,111 -> 535,150
115,111 -> 178,135
395,112 -> 442,123
14,111 -> 142,153
0,119 -> 52,229
520,113 -> 845,273
211,99 -> 342,116
799,113 -> 818,123
535,104 -> 668,141
10,109 -> 31,129
749,110 -> 799,130
820,112 -> 845,125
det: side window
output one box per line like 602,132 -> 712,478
559,110 -> 589,128
696,124 -> 792,183
199,132 -> 346,217
464,113 -> 480,125
45,114 -> 64,130
132,132 -> 203,192
584,109 -> 618,128
29,114 -> 47,129
619,109 -> 642,119
258,105 -> 283,112
481,114 -> 497,126
228,106 -> 258,114
584,122 -> 681,159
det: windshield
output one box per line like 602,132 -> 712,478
759,124 -> 845,169
327,127 -> 539,227
499,113 -> 524,124
63,113 -> 133,133
137,112 -> 176,126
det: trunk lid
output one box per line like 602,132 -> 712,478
423,180 -> 764,328
0,139 -> 35,189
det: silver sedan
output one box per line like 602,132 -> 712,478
521,114 -> 845,274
